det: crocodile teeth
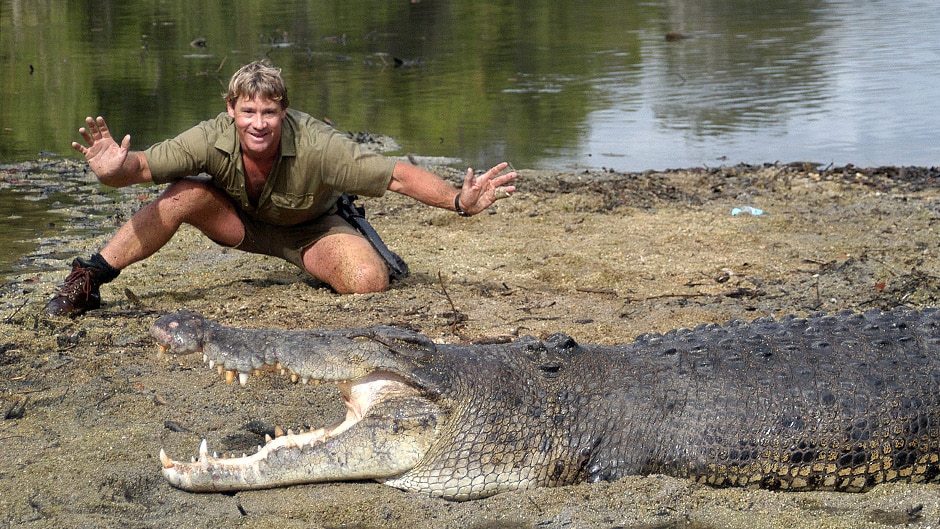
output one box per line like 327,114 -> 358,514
158,449 -> 173,468
238,372 -> 249,386
274,425 -> 285,438
225,370 -> 236,384
199,439 -> 210,470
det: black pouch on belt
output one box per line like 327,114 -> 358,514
335,194 -> 410,281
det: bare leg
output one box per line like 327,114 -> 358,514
99,180 -> 244,269
302,233 -> 389,294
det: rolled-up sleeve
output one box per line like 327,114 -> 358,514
288,113 -> 395,198
318,133 -> 395,197
144,120 -> 219,185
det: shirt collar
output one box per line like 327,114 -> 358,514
213,113 -> 237,155
279,110 -> 297,157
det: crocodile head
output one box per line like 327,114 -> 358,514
151,311 -> 449,495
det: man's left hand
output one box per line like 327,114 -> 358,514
456,162 -> 518,215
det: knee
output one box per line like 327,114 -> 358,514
341,262 -> 389,294
304,235 -> 391,294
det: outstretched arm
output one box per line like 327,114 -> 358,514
72,116 -> 153,188
387,161 -> 517,216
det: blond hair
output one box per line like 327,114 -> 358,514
224,60 -> 289,108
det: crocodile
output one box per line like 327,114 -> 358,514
152,308 -> 940,500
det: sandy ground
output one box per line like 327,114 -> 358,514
1,159 -> 939,529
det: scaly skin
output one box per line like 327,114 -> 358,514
152,308 -> 940,500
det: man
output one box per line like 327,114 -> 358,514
44,60 -> 517,317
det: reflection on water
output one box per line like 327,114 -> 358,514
0,159 -> 132,279
599,0 -> 940,171
0,187 -> 53,277
2,0 -> 938,171
1,0 -> 939,276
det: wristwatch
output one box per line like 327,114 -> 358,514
454,193 -> 471,217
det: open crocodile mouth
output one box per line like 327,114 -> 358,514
157,345 -> 426,492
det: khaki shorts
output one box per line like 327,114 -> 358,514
227,209 -> 360,272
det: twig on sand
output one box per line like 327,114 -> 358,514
437,271 -> 466,333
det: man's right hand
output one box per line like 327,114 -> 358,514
71,116 -> 151,187
71,116 -> 132,183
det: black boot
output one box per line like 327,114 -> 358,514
43,254 -> 120,318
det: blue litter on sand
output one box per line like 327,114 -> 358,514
731,206 -> 764,216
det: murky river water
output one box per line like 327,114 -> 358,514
1,0 -> 939,278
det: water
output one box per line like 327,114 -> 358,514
2,0 -> 939,278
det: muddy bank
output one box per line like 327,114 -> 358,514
1,160 -> 939,528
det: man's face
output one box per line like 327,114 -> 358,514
227,95 -> 286,158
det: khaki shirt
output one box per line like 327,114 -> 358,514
144,109 -> 396,225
